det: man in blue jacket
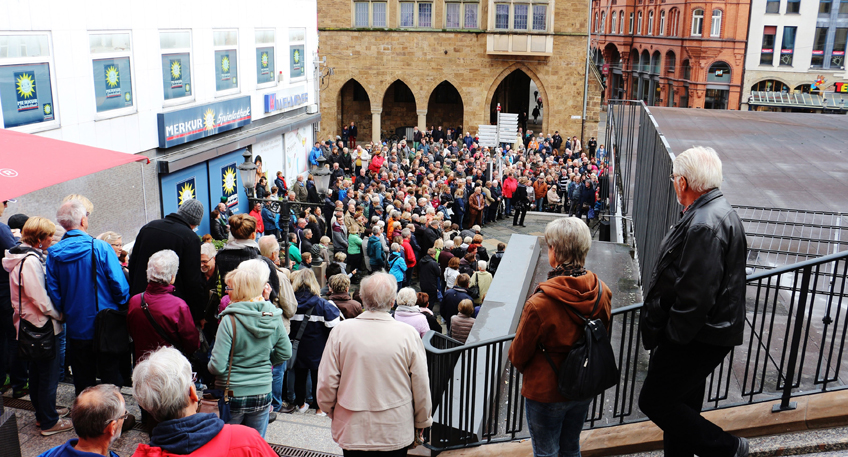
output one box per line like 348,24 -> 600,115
46,199 -> 129,395
309,141 -> 322,169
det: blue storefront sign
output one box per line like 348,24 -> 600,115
157,96 -> 251,148
263,85 -> 308,113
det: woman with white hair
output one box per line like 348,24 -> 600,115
209,260 -> 292,437
393,287 -> 430,338
317,273 -> 432,456
508,218 -> 612,457
127,249 -> 201,430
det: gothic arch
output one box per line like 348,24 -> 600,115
485,62 -> 550,134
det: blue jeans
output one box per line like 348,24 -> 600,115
57,325 -> 66,382
525,397 -> 592,457
32,330 -> 63,429
505,198 -> 513,215
271,362 -> 286,411
229,403 -> 271,438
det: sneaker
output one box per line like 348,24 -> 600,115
316,409 -> 327,417
297,403 -> 310,413
57,407 -> 70,418
41,418 -> 73,436
0,375 -> 9,393
277,402 -> 297,414
12,383 -> 29,398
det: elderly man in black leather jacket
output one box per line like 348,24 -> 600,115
638,146 -> 749,457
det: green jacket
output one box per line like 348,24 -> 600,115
289,245 -> 302,270
348,233 -> 362,254
208,300 -> 291,397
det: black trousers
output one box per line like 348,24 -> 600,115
294,367 -> 318,408
512,204 -> 527,226
343,447 -> 409,457
638,340 -> 738,457
68,338 -> 124,396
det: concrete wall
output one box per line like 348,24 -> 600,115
1,160 -> 160,243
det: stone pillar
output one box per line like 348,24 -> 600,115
371,108 -> 382,144
417,109 -> 427,131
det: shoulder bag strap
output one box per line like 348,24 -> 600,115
17,255 -> 30,336
537,274 -> 604,371
292,305 -> 316,342
91,239 -> 99,313
224,314 -> 236,401
140,292 -> 182,351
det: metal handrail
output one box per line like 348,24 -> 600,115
747,249 -> 848,281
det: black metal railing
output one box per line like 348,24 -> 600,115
423,249 -> 848,452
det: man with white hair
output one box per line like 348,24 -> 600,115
46,200 -> 130,396
132,347 -> 277,457
639,146 -> 749,457
317,273 -> 432,455
39,384 -> 127,457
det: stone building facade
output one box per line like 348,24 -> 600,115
318,0 -> 603,144
591,0 -> 749,109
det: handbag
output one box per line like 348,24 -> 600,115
16,254 -> 56,361
538,275 -> 618,401
287,306 -> 315,372
467,272 -> 480,300
218,314 -> 237,422
91,240 -> 130,354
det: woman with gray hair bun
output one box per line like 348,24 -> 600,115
508,217 -> 612,457
318,273 -> 432,455
127,249 -> 201,429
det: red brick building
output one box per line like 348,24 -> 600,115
591,0 -> 749,109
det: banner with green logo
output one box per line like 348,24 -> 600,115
93,57 -> 133,113
289,45 -> 305,79
215,50 -> 239,91
162,52 -> 192,100
256,47 -> 275,84
0,63 -> 55,128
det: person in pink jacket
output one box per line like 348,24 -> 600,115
393,287 -> 431,338
502,173 -> 518,216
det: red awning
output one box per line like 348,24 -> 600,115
0,129 -> 147,201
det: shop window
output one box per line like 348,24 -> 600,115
832,28 -> 847,67
766,0 -> 780,13
160,31 -> 193,105
90,32 -> 135,116
761,26 -> 776,65
780,26 -> 796,66
0,33 -> 58,131
691,9 -> 703,36
710,10 -> 722,37
254,31 -> 275,89
786,0 -> 801,13
213,30 -> 239,95
811,27 -> 827,67
751,79 -> 789,92
289,28 -> 306,81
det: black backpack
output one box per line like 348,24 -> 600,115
538,275 -> 619,400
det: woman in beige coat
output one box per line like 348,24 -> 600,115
317,272 -> 432,456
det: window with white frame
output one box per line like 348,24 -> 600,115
691,9 -> 703,36
419,2 -> 433,27
255,29 -> 276,87
289,28 -> 306,80
620,10 -> 625,33
213,30 -> 239,94
493,1 -> 549,31
710,9 -> 722,37
160,31 -> 193,104
0,33 -> 58,131
659,10 -> 665,35
372,2 -> 387,26
401,2 -> 415,27
629,12 -> 634,33
611,12 -> 617,34
669,8 -> 679,36
594,13 -> 599,33
637,11 -> 643,34
90,32 -> 135,116
647,11 -> 654,35
399,1 -> 433,27
447,1 -> 479,28
355,2 -> 369,26
601,11 -> 606,33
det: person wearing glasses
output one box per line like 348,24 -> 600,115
36,384 -> 126,457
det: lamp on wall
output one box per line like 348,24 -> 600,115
238,148 -> 257,198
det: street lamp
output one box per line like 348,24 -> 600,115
238,149 -> 256,198
313,154 -> 331,195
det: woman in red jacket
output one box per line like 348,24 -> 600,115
369,149 -> 385,174
508,217 -> 612,457
502,173 -> 518,216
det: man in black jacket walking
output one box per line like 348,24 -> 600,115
128,199 -> 205,323
638,147 -> 749,457
418,248 -> 441,309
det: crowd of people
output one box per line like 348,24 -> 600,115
0,123 -> 621,457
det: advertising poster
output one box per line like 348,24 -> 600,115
220,162 -> 238,209
215,50 -> 238,91
157,96 -> 251,148
284,126 -> 311,184
0,63 -> 55,128
256,47 -> 275,84
207,149 -> 248,216
289,45 -> 305,79
176,177 -> 197,207
160,162 -> 210,236
93,57 -> 133,112
254,135 -> 284,192
162,52 -> 192,100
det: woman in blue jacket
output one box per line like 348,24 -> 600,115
452,188 -> 466,230
387,243 -> 407,291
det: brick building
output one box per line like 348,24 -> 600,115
591,0 -> 749,109
317,0 -> 603,144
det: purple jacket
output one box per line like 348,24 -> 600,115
127,282 -> 200,362
393,306 -> 430,338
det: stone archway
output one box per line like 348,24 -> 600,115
337,78 -> 372,145
485,63 -> 550,135
381,80 -> 418,141
426,81 -> 464,136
